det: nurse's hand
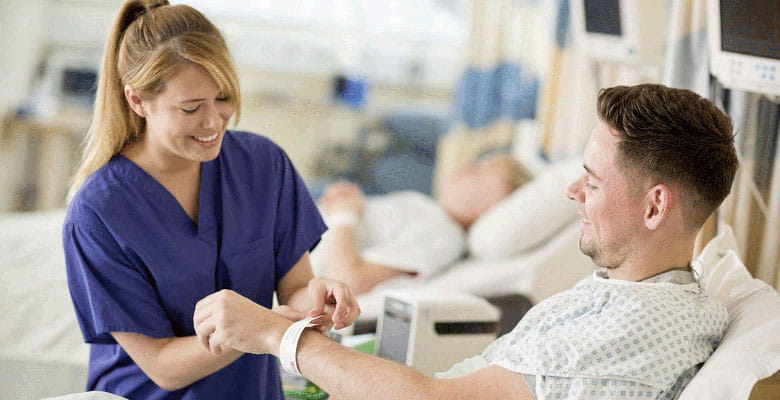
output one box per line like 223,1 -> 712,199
194,289 -> 293,355
305,277 -> 361,331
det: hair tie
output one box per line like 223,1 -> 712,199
147,1 -> 169,10
135,0 -> 168,19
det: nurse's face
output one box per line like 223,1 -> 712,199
566,122 -> 646,269
133,63 -> 234,165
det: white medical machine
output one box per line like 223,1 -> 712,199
570,0 -> 667,65
375,289 -> 501,376
707,0 -> 780,99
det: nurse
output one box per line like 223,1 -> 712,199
63,1 -> 359,399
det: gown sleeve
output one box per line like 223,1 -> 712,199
63,215 -> 175,344
270,147 -> 327,284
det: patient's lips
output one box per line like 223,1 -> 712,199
578,210 -> 591,224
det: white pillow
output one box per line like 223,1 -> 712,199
679,224 -> 780,400
467,157 -> 582,259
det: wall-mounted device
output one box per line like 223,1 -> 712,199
375,289 -> 500,376
570,0 -> 667,65
707,0 -> 780,99
24,46 -> 101,119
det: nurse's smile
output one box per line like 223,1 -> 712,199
123,62 -> 236,168
194,132 -> 221,143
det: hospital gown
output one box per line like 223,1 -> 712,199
439,268 -> 727,399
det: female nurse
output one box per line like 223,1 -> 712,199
62,1 -> 359,399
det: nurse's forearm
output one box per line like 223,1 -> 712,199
111,332 -> 243,391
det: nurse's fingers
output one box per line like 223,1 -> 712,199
342,294 -> 361,327
307,278 -> 330,316
334,284 -> 360,330
193,303 -> 212,327
193,289 -> 233,324
194,316 -> 216,350
328,283 -> 353,329
208,331 -> 225,356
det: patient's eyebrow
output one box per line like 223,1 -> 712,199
584,165 -> 602,181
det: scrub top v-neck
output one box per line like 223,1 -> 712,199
63,131 -> 327,400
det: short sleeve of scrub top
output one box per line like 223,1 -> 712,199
63,131 -> 327,400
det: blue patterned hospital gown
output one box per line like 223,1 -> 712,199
439,269 -> 728,399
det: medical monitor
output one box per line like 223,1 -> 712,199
570,0 -> 667,65
707,0 -> 780,98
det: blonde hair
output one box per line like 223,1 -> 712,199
68,0 -> 241,201
490,154 -> 532,192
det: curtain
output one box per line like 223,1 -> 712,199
434,0 -> 554,193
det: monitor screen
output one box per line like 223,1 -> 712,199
720,0 -> 780,60
584,0 -> 622,36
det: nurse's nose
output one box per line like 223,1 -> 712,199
566,175 -> 584,202
202,102 -> 222,131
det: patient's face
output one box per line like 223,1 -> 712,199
566,122 -> 646,269
439,156 -> 515,227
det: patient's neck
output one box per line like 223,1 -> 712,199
442,205 -> 476,230
607,230 -> 697,282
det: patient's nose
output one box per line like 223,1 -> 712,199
566,176 -> 584,202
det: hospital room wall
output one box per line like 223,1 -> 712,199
0,0 -> 464,211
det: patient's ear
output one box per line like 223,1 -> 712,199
643,184 -> 671,230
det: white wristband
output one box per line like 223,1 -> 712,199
279,315 -> 321,376
325,211 -> 359,229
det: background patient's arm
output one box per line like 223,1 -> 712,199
326,225 -> 405,295
111,332 -> 242,391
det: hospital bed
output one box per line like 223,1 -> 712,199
1,210 -> 779,399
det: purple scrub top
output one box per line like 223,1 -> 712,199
63,131 -> 327,399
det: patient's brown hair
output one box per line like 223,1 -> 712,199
597,84 -> 738,230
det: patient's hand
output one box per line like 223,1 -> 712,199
319,182 -> 365,216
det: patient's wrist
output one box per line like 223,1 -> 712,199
325,211 -> 359,229
266,319 -> 292,358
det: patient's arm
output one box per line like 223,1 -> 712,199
318,182 -> 405,294
194,293 -> 534,400
295,331 -> 534,400
111,332 -> 243,391
326,224 -> 405,295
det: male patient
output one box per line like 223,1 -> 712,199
193,84 -> 739,399
312,154 -> 530,295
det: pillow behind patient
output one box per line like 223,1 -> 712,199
679,224 -> 780,400
467,157 -> 582,259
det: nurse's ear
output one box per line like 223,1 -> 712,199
124,85 -> 147,118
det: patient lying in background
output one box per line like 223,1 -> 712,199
310,154 -> 531,295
